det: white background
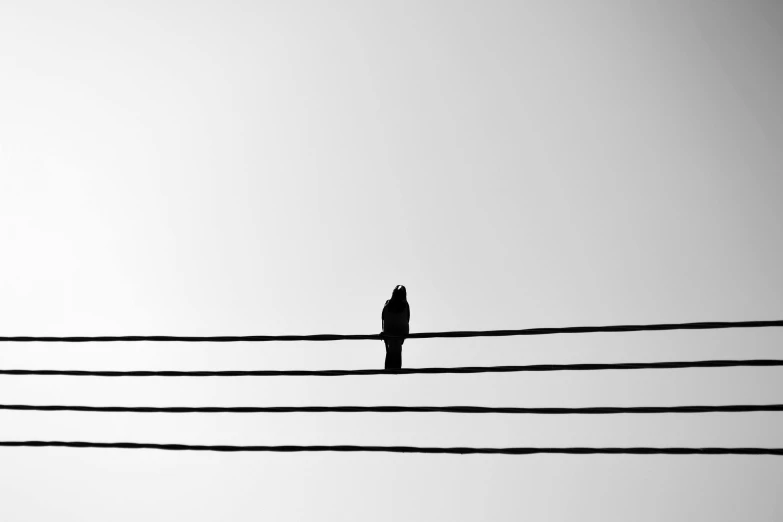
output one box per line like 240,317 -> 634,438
1,1 -> 782,520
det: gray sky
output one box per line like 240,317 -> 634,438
1,1 -> 783,520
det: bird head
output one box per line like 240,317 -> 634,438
390,285 -> 407,302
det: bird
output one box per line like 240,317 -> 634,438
382,285 -> 410,369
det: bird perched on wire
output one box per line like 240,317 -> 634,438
382,285 -> 410,369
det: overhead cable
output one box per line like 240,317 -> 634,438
1,319 -> 781,343
2,359 -> 782,377
0,441 -> 781,454
2,404 -> 783,414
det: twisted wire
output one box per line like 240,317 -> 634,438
2,359 -> 782,377
0,441 -> 781,454
2,404 -> 783,414
1,319 -> 780,342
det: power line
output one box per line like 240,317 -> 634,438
1,319 -> 781,342
0,441 -> 781,454
2,359 -> 782,377
2,404 -> 783,414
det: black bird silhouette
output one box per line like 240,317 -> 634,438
382,285 -> 410,369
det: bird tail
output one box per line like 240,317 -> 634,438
384,339 -> 402,370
